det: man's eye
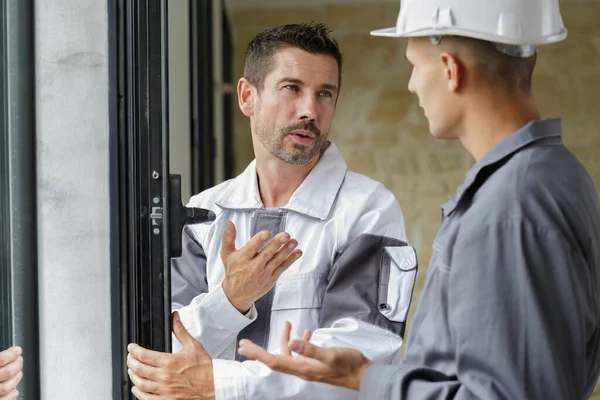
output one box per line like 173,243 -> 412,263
319,91 -> 332,97
285,85 -> 299,91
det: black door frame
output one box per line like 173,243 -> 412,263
110,0 -> 172,397
0,1 -> 40,398
109,0 -> 231,398
190,0 -> 234,194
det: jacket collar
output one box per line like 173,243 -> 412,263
215,141 -> 347,221
442,118 -> 563,216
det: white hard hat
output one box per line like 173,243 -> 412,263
371,0 -> 567,56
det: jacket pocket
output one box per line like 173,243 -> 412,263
271,273 -> 328,311
378,246 -> 418,323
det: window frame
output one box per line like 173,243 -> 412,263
0,1 -> 40,398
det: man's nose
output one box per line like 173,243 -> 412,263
298,95 -> 317,121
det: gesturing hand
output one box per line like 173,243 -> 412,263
238,321 -> 372,391
220,221 -> 302,313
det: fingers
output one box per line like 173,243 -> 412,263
0,356 -> 23,383
237,229 -> 272,258
220,221 -> 238,260
238,339 -> 317,380
0,348 -> 20,368
131,385 -> 161,400
244,322 -> 310,360
280,321 -> 292,356
127,353 -> 163,383
0,370 -> 22,398
237,339 -> 274,363
0,389 -> 19,400
254,231 -> 291,260
127,343 -> 171,369
302,329 -> 312,342
128,370 -> 161,398
288,340 -> 331,364
171,312 -> 194,349
271,249 -> 303,278
130,314 -> 206,369
131,385 -> 147,400
229,227 -> 300,271
263,238 -> 300,273
172,313 -> 211,358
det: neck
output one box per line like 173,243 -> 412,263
459,89 -> 540,162
255,151 -> 322,208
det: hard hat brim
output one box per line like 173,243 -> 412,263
370,27 -> 402,37
370,26 -> 568,45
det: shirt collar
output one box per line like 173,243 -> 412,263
215,141 -> 347,220
442,118 -> 563,216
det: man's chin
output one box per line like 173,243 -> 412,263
281,149 -> 318,166
291,142 -> 310,150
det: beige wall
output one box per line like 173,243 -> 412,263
228,2 -> 600,396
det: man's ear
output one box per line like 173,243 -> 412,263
238,77 -> 256,117
439,52 -> 463,93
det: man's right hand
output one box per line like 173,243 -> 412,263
220,221 -> 302,313
0,346 -> 23,400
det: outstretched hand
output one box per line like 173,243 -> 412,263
237,321 -> 372,391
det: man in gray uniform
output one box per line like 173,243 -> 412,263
236,0 -> 600,399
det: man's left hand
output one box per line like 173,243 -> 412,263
127,312 -> 215,400
238,321 -> 372,391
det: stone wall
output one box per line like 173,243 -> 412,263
227,2 -> 600,396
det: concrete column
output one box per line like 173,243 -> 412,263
34,1 -> 112,398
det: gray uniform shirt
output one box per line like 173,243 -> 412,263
361,119 -> 600,399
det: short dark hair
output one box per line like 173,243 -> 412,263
243,23 -> 343,92
446,36 -> 537,93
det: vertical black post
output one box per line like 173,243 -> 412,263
122,0 -> 171,349
0,0 -> 40,398
113,1 -> 216,397
222,10 -> 234,180
160,0 -> 173,351
108,0 -> 124,397
190,0 -> 215,193
0,0 -> 11,356
190,0 -> 234,190
114,0 -> 172,398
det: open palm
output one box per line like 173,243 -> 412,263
237,321 -> 372,391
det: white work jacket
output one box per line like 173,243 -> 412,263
171,142 -> 418,400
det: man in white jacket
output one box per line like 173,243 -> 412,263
127,22 -> 417,400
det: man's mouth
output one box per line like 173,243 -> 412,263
288,130 -> 317,145
290,130 -> 315,139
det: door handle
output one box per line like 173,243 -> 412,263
169,174 -> 216,258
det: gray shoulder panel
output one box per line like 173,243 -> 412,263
171,225 -> 209,306
320,233 -> 417,338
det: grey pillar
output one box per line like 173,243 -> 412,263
35,0 -> 112,398
0,0 -> 41,398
